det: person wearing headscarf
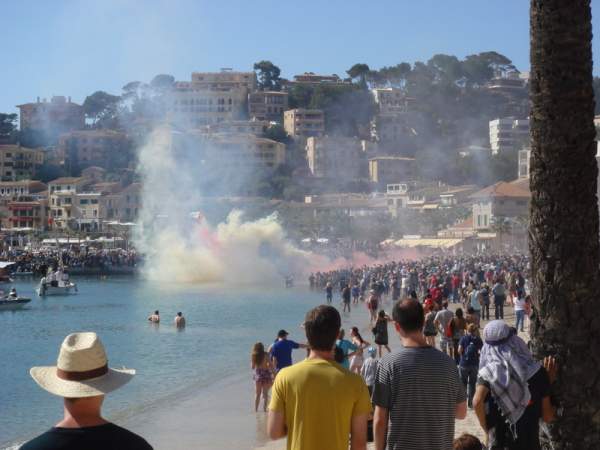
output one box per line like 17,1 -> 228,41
472,320 -> 556,450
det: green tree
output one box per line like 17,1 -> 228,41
427,54 -> 464,84
0,113 -> 18,143
529,0 -> 600,448
82,91 -> 121,127
346,63 -> 370,88
253,60 -> 282,91
150,74 -> 175,90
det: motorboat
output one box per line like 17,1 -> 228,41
37,279 -> 78,296
0,297 -> 31,310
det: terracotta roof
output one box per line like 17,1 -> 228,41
509,178 -> 530,192
48,177 -> 86,185
470,182 -> 530,199
452,216 -> 474,230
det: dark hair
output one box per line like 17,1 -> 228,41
455,308 -> 463,319
154,310 -> 159,315
467,306 -> 475,314
351,326 -> 364,344
392,299 -> 424,333
177,312 -> 182,316
378,309 -> 386,319
453,433 -> 483,450
304,305 -> 341,351
442,301 -> 449,309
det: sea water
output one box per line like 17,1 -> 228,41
0,277 -> 331,448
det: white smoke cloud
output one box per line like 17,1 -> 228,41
135,127 -> 313,284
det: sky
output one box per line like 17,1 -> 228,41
2,0 -> 600,114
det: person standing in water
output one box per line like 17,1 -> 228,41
251,342 -> 274,412
148,310 -> 160,323
325,282 -> 333,304
174,312 -> 185,328
342,284 -> 352,313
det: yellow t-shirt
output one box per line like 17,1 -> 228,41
269,358 -> 372,450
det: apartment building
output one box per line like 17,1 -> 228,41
58,130 -> 131,171
489,117 -> 529,155
368,156 -> 416,187
17,96 -> 84,145
202,133 -> 285,169
166,70 -> 256,129
0,145 -> 44,181
518,149 -> 531,179
205,119 -> 268,136
305,136 -> 367,179
7,196 -> 48,231
105,183 -> 141,223
48,177 -> 89,229
371,88 -> 414,115
0,180 -> 47,229
248,91 -> 288,122
283,109 -> 324,138
471,181 -> 530,231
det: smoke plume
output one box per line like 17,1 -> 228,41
135,127 -> 312,284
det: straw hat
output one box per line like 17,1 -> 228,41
30,332 -> 135,398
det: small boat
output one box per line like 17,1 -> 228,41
0,297 -> 31,310
37,279 -> 78,297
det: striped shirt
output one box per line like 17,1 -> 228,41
372,346 -> 466,450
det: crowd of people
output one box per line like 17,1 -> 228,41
238,253 -> 553,450
1,247 -> 139,275
17,252 -> 556,450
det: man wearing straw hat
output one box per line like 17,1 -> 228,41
21,332 -> 152,450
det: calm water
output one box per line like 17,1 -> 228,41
0,277 -> 325,448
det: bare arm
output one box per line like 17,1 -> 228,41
350,413 -> 368,450
455,400 -> 467,420
542,396 -> 556,423
473,384 -> 489,432
297,343 -> 309,349
457,345 -> 464,356
267,410 -> 287,440
373,406 -> 388,450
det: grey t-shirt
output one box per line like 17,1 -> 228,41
435,309 -> 454,338
372,346 -> 466,450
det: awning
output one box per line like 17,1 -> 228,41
393,238 -> 464,249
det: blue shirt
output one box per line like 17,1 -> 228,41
270,339 -> 300,370
336,339 -> 358,369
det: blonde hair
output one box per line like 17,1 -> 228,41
251,342 -> 266,366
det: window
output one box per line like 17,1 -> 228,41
79,199 -> 89,205
484,215 -> 488,227
64,198 -> 71,204
477,215 -> 481,227
91,199 -> 98,205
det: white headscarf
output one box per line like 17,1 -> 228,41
478,320 -> 541,424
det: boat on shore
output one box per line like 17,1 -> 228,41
0,297 -> 31,310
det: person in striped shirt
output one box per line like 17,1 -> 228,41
372,299 -> 467,450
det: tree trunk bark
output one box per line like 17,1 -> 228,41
529,1 -> 600,448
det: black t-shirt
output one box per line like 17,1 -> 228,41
20,423 -> 153,450
478,367 -> 550,450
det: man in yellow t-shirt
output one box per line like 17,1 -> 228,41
267,305 -> 372,450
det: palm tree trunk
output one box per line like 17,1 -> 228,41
530,1 -> 600,448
